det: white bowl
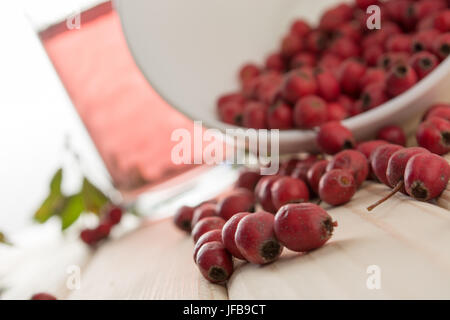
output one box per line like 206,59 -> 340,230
115,0 -> 450,154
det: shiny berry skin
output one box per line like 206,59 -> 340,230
386,147 -> 430,191
196,241 -> 233,283
235,170 -> 262,192
221,212 -> 251,260
255,175 -> 280,213
412,29 -> 441,53
329,37 -> 361,60
360,68 -> 386,90
274,203 -> 336,252
409,51 -> 439,79
376,125 -> 407,146
193,229 -> 222,262
290,52 -> 316,69
315,68 -> 341,102
267,101 -> 294,130
173,206 -> 195,233
31,293 -> 57,300
319,169 -> 357,206
317,121 -> 355,155
281,33 -> 304,58
327,150 -> 369,187
307,160 -> 329,195
192,217 -> 226,243
356,140 -> 389,160
404,153 -> 450,201
242,101 -> 268,129
434,10 -> 450,32
217,189 -> 255,221
191,203 -> 218,229
290,19 -> 311,37
235,212 -> 283,264
239,63 -> 260,84
416,117 -> 450,155
281,68 -> 318,104
424,103 -> 450,121
386,64 -> 418,97
270,177 -> 310,211
338,59 -> 366,97
386,34 -> 412,53
291,160 -> 317,182
359,83 -> 388,111
218,101 -> 244,126
265,52 -> 285,72
433,33 -> 450,59
371,144 -> 404,186
294,95 -> 327,129
327,102 -> 348,121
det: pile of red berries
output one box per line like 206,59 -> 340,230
174,185 -> 337,283
217,0 -> 450,129
80,205 -> 123,247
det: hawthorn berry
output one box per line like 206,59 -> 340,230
193,229 -> 222,262
242,101 -> 268,129
282,68 -> 318,104
327,150 -> 369,187
191,203 -> 218,229
317,121 -> 355,155
293,95 -> 328,129
192,217 -> 226,243
235,169 -> 262,191
327,102 -> 348,121
424,103 -> 450,121
409,51 -> 439,79
370,144 -> 404,185
307,160 -> 329,195
221,212 -> 251,260
270,177 -> 310,211
267,101 -> 294,130
239,63 -> 260,84
173,206 -> 195,233
386,63 -> 418,97
217,189 -> 255,221
376,125 -> 407,146
265,53 -> 285,72
433,33 -> 450,59
196,241 -> 233,283
319,169 -> 357,206
315,68 -> 341,101
255,175 -> 280,213
416,117 -> 450,155
31,293 -> 57,300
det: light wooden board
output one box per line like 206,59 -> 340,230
67,219 -> 227,300
228,183 -> 450,300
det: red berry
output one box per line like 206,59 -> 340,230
196,241 -> 233,283
173,206 -> 195,233
253,72 -> 283,105
327,102 -> 348,122
255,175 -> 280,213
386,34 -> 412,53
290,52 -> 316,70
270,177 -> 310,211
294,95 -> 327,129
291,159 -> 318,182
338,59 -> 367,97
363,45 -> 384,66
94,222 -> 112,240
281,33 -> 304,58
80,229 -> 97,246
376,125 -> 407,146
217,189 -> 255,221
335,21 -> 362,42
412,29 -> 441,53
193,229 -> 222,262
267,101 -> 294,130
235,212 -> 283,264
281,68 -> 318,104
306,31 -> 328,53
191,203 -> 218,229
433,32 -> 450,59
319,4 -> 353,31
356,0 -> 379,10
409,51 -> 439,79
329,37 -> 361,60
386,64 -> 418,97
265,52 -> 286,72
307,160 -> 329,195
319,169 -> 357,206
377,52 -> 409,71
221,212 -> 251,260
356,140 -> 389,160
359,83 -> 388,111
387,147 -> 430,190
327,150 -> 369,187
31,293 -> 57,300
414,0 -> 447,20
424,103 -> 450,121
319,53 -> 343,70
218,100 -> 244,126
404,153 -> 450,201
317,121 -> 355,155
239,63 -> 260,84
242,101 -> 268,129
360,68 -> 386,90
417,117 -> 450,155
279,158 -> 303,176
371,144 -> 404,185
290,19 -> 311,37
105,205 -> 122,225
434,9 -> 450,32
315,69 -> 341,102
274,203 -> 336,252
235,170 -> 262,191
337,95 -> 355,113
192,217 -> 226,243
217,93 -> 245,110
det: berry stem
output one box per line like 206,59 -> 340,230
367,181 -> 404,212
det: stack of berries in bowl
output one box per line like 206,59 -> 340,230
217,0 -> 450,129
174,101 -> 450,284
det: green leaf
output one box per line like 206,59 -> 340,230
0,232 -> 12,246
81,178 -> 109,214
60,193 -> 85,230
34,168 -> 65,223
